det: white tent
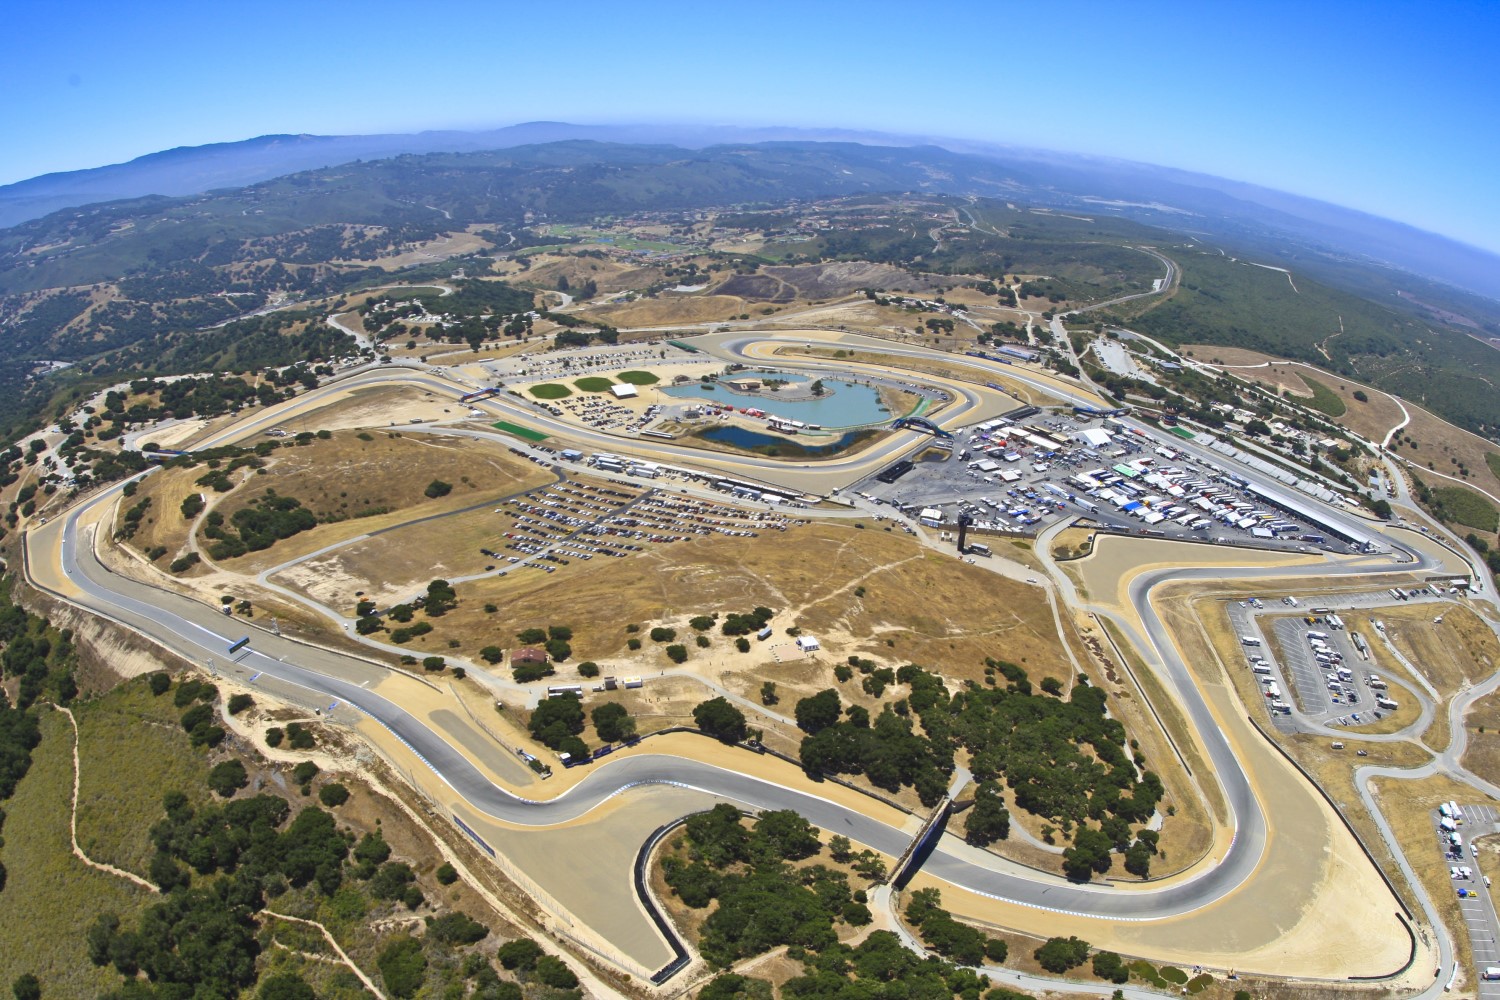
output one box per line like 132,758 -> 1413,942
611,384 -> 639,399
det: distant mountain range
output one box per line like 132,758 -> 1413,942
2,121 -> 1498,303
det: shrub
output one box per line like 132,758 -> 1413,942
424,479 -> 453,499
436,862 -> 458,885
421,656 -> 446,672
292,761 -> 320,785
265,727 -> 284,748
377,936 -> 426,998
148,672 -> 171,696
426,911 -> 488,945
207,760 -> 248,797
665,643 -> 688,664
735,637 -> 750,653
1034,936 -> 1091,973
696,635 -> 710,648
319,783 -> 350,807
480,645 -> 504,664
496,938 -> 543,971
535,956 -> 578,989
694,698 -> 747,743
577,661 -> 600,678
1092,950 -> 1128,983
650,626 -> 677,643
227,693 -> 254,715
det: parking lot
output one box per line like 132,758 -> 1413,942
1226,597 -> 1422,733
1433,803 -> 1500,995
473,472 -> 804,579
852,412 -> 1351,553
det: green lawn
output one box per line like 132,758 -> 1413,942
492,421 -> 548,443
1431,485 -> 1499,532
573,377 -> 615,392
1486,451 -> 1500,486
527,384 -> 572,399
616,370 -> 660,386
1297,374 -> 1347,417
0,711 -> 153,997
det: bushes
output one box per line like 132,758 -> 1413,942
591,702 -> 636,743
649,626 -> 677,643
318,783 -> 350,807
424,479 -> 453,499
377,936 -> 427,998
425,911 -> 488,945
226,693 -> 253,715
665,643 -> 688,664
1092,950 -> 1129,983
206,760 -> 248,797
1034,935 -> 1091,973
693,698 -> 747,743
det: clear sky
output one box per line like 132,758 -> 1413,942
3,0 -> 1497,251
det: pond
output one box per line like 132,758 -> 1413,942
694,425 -> 876,456
662,372 -> 892,428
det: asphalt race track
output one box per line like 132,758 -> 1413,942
23,337 -> 1473,995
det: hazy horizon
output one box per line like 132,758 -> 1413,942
3,0 -> 1497,253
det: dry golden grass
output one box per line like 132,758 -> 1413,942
385,520 -> 1072,687
580,294 -> 748,328
1378,604 -> 1500,747
1371,772 -> 1496,990
204,431 -> 552,574
333,229 -> 491,270
1184,342 -> 1500,499
118,463 -> 212,562
1387,398 -> 1500,503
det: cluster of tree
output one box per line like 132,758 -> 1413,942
903,888 -> 1008,967
662,805 -> 873,967
795,687 -> 952,807
693,697 -> 748,743
796,660 -> 1163,880
0,581 -> 80,709
203,491 -> 317,559
515,624 -> 572,664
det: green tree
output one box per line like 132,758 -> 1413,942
753,810 -> 821,861
480,645 -> 504,664
694,698 -> 747,743
795,689 -> 842,733
258,972 -> 316,1000
424,479 -> 453,499
535,956 -> 578,989
207,759 -> 248,798
11,974 -> 40,1000
591,702 -> 636,742
964,780 -> 1010,846
496,938 -> 543,971
318,783 -> 350,807
1092,950 -> 1129,983
665,643 -> 688,663
377,936 -> 427,998
1034,935 -> 1091,973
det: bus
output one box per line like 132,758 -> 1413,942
228,637 -> 250,654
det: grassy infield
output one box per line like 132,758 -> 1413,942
528,370 -> 659,400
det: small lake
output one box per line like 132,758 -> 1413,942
695,425 -> 873,456
662,372 -> 890,428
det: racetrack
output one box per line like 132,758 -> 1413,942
23,332 -> 1491,994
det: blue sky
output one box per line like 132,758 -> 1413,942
3,0 -> 1497,252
